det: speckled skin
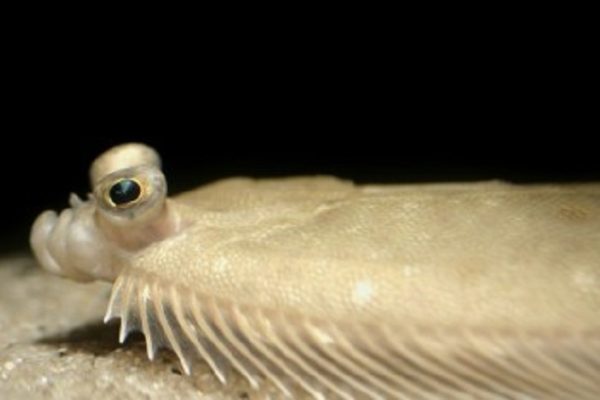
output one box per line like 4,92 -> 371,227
138,177 -> 600,330
29,143 -> 600,399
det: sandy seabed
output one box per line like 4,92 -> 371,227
0,256 -> 255,400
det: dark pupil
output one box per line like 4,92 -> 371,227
109,179 -> 141,205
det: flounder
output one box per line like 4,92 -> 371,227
30,143 -> 600,399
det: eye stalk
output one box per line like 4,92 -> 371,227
108,178 -> 143,207
90,142 -> 161,188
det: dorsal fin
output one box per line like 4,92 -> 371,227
105,268 -> 600,399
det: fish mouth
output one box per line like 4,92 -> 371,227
30,208 -> 94,281
30,209 -> 62,275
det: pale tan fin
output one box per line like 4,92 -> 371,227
473,329 -> 578,397
399,327 -> 527,399
321,321 -> 412,399
236,307 -> 328,400
466,329 -> 596,398
138,282 -> 159,360
511,331 -> 599,398
104,273 -> 125,323
189,293 -> 261,389
210,299 -> 295,398
105,269 -> 600,400
117,277 -> 136,343
151,279 -> 191,375
461,329 -> 560,398
169,286 -> 228,383
279,314 -> 386,399
254,308 -> 350,400
232,307 -> 304,397
353,322 -> 456,399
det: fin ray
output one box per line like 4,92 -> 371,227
105,269 -> 600,399
169,286 -> 228,383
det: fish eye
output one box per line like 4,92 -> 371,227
108,178 -> 142,206
95,166 -> 166,223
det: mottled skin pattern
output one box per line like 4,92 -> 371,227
30,143 -> 600,399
